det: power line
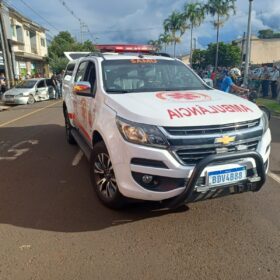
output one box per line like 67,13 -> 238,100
57,0 -> 95,42
18,0 -> 60,33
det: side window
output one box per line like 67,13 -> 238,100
64,63 -> 75,79
84,62 -> 97,93
37,80 -> 46,88
75,61 -> 88,82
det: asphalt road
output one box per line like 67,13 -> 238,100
0,100 -> 279,280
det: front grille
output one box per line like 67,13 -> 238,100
162,120 -> 262,166
175,139 -> 259,165
164,119 -> 260,136
4,95 -> 14,98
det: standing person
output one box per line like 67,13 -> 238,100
270,66 -> 279,99
56,70 -> 64,99
0,73 -> 6,97
50,74 -> 59,99
261,65 -> 270,98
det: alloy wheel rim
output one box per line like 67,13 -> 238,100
94,152 -> 117,198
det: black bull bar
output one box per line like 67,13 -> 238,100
165,151 -> 266,209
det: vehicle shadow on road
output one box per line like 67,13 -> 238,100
0,124 -> 189,233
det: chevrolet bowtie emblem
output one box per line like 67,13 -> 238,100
215,135 -> 236,145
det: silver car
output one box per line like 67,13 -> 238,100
2,78 -> 50,105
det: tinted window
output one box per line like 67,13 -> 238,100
65,63 -> 75,77
75,61 -> 88,82
37,80 -> 46,88
84,62 -> 96,93
102,59 -> 208,93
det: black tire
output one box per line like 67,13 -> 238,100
90,141 -> 126,209
27,94 -> 35,104
64,110 -> 76,145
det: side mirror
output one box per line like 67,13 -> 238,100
73,81 -> 92,96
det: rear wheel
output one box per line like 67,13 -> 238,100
27,94 -> 35,104
90,141 -> 126,209
64,110 -> 76,145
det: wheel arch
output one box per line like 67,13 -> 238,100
92,130 -> 104,147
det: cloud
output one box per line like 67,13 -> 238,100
9,0 -> 280,54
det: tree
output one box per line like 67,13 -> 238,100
147,39 -> 162,52
163,11 -> 188,57
258,29 -> 280,39
183,2 -> 205,65
48,31 -> 96,73
192,42 -> 241,68
159,33 -> 172,52
205,0 -> 236,70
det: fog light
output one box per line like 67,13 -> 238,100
142,175 -> 153,184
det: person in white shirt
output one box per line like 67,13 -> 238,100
270,66 -> 279,99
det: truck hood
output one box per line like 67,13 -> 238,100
105,89 -> 262,127
4,88 -> 33,96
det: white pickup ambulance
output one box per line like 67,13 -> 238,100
62,45 -> 271,209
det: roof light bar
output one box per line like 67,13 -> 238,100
95,44 -> 156,53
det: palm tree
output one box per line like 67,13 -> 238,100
205,0 -> 236,70
148,39 -> 162,52
183,2 -> 205,65
163,11 -> 187,57
159,33 -> 172,52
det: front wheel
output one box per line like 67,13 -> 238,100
27,94 -> 35,104
90,142 -> 126,209
64,110 -> 76,145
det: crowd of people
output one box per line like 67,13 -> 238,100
197,65 -> 280,99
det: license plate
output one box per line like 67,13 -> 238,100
207,167 -> 246,187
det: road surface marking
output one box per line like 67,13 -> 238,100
0,100 -> 62,127
268,172 -> 280,185
0,140 -> 39,161
72,150 -> 84,166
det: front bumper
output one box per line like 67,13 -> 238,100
3,96 -> 28,105
106,121 -> 270,202
164,151 -> 266,209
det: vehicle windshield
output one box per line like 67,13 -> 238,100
15,80 -> 37,89
102,59 -> 209,93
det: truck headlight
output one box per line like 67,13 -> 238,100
116,117 -> 169,148
261,112 -> 269,134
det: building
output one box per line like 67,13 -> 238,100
1,5 -> 49,79
235,36 -> 280,65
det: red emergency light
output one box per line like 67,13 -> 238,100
95,44 -> 156,53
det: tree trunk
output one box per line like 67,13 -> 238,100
215,15 -> 220,71
190,24 -> 193,66
174,41 -> 176,58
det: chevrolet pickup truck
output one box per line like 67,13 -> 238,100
62,45 -> 271,209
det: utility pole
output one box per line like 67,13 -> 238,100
193,38 -> 197,51
243,0 -> 253,86
80,22 -> 87,43
0,1 -> 14,88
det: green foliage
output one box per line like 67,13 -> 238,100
192,42 -> 241,68
183,2 -> 205,28
163,11 -> 188,56
47,31 -> 96,73
258,29 -> 280,39
159,33 -> 172,52
147,39 -> 162,52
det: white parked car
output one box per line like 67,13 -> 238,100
2,78 -> 50,105
62,45 -> 271,209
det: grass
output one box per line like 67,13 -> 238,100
256,98 -> 280,114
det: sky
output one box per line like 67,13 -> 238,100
6,0 -> 280,55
